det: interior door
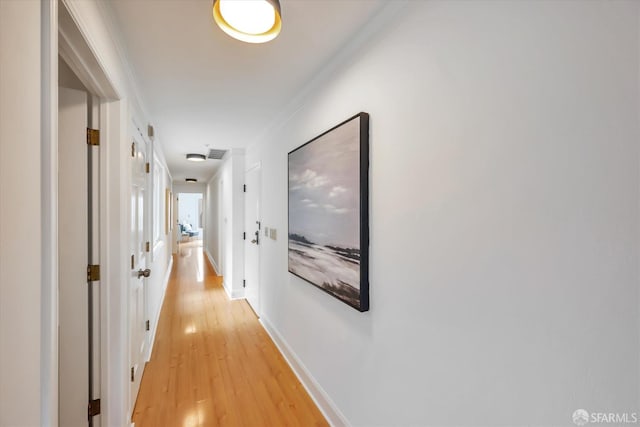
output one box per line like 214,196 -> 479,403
130,135 -> 149,410
59,87 -> 89,427
244,164 -> 261,314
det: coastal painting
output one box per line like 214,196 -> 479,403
288,112 -> 369,311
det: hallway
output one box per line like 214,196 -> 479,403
132,241 -> 328,427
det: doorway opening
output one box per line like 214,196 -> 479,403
58,54 -> 102,427
178,192 -> 204,247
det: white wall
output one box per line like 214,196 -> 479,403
205,175 -> 220,273
173,182 -> 206,194
0,2 -> 43,426
247,1 -> 640,425
204,150 -> 245,297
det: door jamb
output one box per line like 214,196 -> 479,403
52,1 -> 129,426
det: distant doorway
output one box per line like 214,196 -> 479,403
177,192 -> 204,245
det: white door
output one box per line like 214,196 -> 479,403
244,164 -> 261,314
130,135 -> 149,410
59,87 -> 89,427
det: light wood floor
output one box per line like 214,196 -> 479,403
132,241 -> 328,427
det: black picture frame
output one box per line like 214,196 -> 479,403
287,112 -> 369,312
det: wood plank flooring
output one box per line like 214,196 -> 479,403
132,241 -> 328,427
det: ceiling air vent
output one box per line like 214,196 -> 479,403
207,149 -> 227,160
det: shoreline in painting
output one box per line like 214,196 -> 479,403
288,234 -> 360,307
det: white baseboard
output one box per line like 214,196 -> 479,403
204,247 -> 220,275
222,280 -> 245,300
259,317 -> 350,427
146,256 -> 173,361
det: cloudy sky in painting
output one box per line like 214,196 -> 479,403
289,116 -> 360,248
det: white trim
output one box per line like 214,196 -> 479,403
223,281 -> 245,300
41,1 -> 58,425
204,248 -> 220,276
100,98 -> 129,427
146,256 -> 173,361
58,1 -> 119,100
259,317 -> 350,427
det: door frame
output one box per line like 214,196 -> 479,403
129,126 -> 151,411
45,1 -> 132,426
176,190 -> 206,245
244,162 -> 262,316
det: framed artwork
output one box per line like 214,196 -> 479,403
288,112 -> 369,312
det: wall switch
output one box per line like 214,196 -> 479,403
264,227 -> 269,236
269,228 -> 277,240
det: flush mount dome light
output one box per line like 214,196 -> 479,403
186,153 -> 206,162
185,178 -> 198,183
213,0 -> 282,44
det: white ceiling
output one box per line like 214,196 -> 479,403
106,0 -> 386,182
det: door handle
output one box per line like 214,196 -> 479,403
137,268 -> 151,279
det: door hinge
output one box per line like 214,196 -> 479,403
87,128 -> 100,145
145,241 -> 150,252
87,265 -> 100,282
130,367 -> 135,382
243,184 -> 246,193
86,128 -> 100,146
145,162 -> 150,173
243,232 -> 246,240
131,142 -> 135,157
145,320 -> 150,331
148,124 -> 154,139
88,398 -> 101,418
131,254 -> 135,270
243,279 -> 246,288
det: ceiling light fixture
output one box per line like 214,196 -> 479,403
213,0 -> 282,44
185,178 -> 198,183
186,153 -> 206,162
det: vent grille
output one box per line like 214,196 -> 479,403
207,149 -> 227,160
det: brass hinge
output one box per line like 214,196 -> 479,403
131,254 -> 134,270
130,367 -> 134,382
145,320 -> 150,331
145,162 -> 150,173
145,241 -> 150,252
87,265 -> 100,282
88,398 -> 101,418
86,128 -> 99,146
148,124 -> 154,138
131,142 -> 135,157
